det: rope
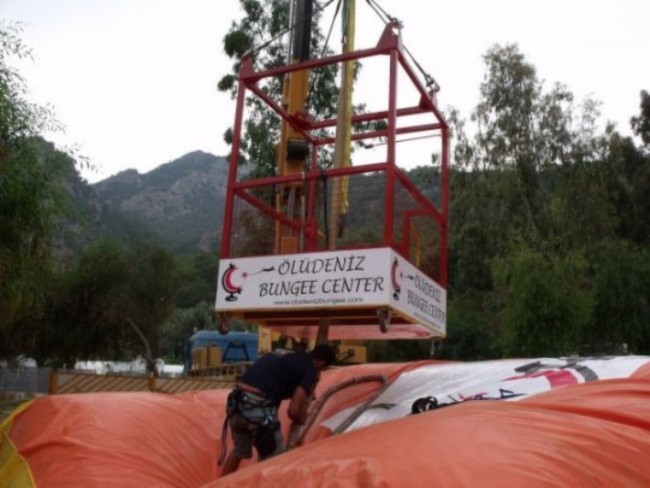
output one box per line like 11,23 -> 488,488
363,133 -> 441,149
403,44 -> 440,92
305,0 -> 342,110
332,375 -> 389,434
320,167 -> 329,246
248,0 -> 338,60
286,374 -> 390,450
364,0 -> 401,26
217,415 -> 229,465
320,0 -> 343,57
364,0 -> 439,92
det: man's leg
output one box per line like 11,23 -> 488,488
220,414 -> 254,477
220,451 -> 242,476
257,423 -> 285,461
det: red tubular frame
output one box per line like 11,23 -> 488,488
219,22 -> 450,290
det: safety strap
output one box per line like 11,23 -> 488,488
218,389 -> 276,465
218,414 -> 229,466
218,388 -> 241,465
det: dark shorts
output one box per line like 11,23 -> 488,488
228,389 -> 284,460
230,411 -> 284,460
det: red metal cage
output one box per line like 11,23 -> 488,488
217,23 -> 449,340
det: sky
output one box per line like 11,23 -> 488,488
2,0 -> 649,183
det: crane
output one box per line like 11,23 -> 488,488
215,0 -> 450,359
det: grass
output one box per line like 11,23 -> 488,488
0,397 -> 31,424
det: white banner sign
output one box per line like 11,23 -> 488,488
216,248 -> 392,310
388,250 -> 446,334
215,248 -> 447,334
322,356 -> 650,434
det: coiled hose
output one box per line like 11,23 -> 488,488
286,374 -> 390,450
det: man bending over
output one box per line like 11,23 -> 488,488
219,344 -> 336,476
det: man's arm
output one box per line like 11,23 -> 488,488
287,385 -> 310,425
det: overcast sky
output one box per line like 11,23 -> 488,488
3,0 -> 649,183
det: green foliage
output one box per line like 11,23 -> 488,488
0,23 -> 72,360
436,294 -> 499,360
460,44 -> 607,249
493,248 -> 592,357
38,241 -> 179,368
448,170 -> 497,293
631,90 -> 650,148
0,22 -> 59,145
366,339 -> 431,363
405,165 -> 441,206
218,0 -> 342,176
444,45 -> 649,359
175,251 -> 220,308
219,0 -> 298,175
598,131 -> 650,245
585,241 -> 650,354
160,301 -> 216,362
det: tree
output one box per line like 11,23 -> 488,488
218,0 -> 381,177
0,22 -> 60,154
584,240 -> 650,354
445,44 -> 631,359
436,293 -> 499,360
493,248 -> 592,357
595,131 -> 650,245
38,241 -> 179,370
175,251 -> 220,308
218,0 -> 340,177
593,94 -> 650,246
0,22 -> 71,360
160,301 -> 216,362
631,89 -> 650,148
451,44 -> 613,257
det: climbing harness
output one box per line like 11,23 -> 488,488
218,388 -> 279,465
219,375 -> 392,464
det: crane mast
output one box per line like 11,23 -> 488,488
276,0 -> 313,258
278,0 -> 312,182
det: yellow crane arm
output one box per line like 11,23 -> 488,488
328,0 -> 355,248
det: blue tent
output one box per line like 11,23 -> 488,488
187,330 -> 258,365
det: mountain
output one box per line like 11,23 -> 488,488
56,150 -> 440,259
92,151 -> 229,253
55,151 -> 230,260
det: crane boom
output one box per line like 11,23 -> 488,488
328,0 -> 355,248
279,0 -> 313,179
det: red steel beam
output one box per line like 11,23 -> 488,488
220,78 -> 247,258
314,122 -> 443,146
397,51 -> 449,129
394,169 -> 444,225
439,127 -> 450,286
383,48 -> 398,246
309,105 -> 432,130
233,162 -> 389,191
240,43 -> 395,84
235,189 -> 302,232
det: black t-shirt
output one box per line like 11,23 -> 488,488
240,350 -> 318,406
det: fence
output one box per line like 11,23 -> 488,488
49,370 -> 238,395
0,366 -> 50,398
1,364 -> 249,397
0,367 -> 247,399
